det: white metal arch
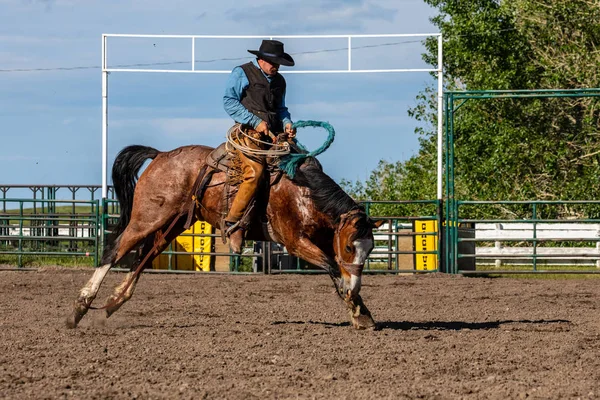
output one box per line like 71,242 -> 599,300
101,33 -> 443,200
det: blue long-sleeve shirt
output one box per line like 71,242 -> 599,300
223,59 -> 292,129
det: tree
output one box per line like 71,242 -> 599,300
345,0 -> 600,219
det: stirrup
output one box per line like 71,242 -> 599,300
224,220 -> 242,236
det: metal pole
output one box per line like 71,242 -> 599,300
18,201 -> 23,268
532,203 -> 538,271
444,93 -> 451,273
101,34 -> 109,200
348,37 -> 352,71
436,34 -> 444,200
261,241 -> 268,274
448,95 -> 457,273
94,200 -> 100,267
191,37 -> 195,72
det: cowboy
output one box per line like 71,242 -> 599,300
222,39 -> 297,252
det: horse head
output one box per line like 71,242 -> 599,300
333,207 -> 384,301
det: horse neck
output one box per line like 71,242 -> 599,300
270,176 -> 353,233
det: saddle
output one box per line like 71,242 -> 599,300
183,132 -> 292,243
206,142 -> 242,180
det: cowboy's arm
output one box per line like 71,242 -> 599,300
223,67 -> 263,129
278,87 -> 296,137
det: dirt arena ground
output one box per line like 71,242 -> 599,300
2,268 -> 600,399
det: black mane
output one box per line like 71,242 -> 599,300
292,158 -> 361,223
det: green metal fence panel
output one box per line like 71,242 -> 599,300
102,199 -> 266,273
455,200 -> 600,274
0,198 -> 100,268
1,192 -> 442,274
444,88 -> 600,274
0,185 -> 117,206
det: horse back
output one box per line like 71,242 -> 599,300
133,145 -> 216,217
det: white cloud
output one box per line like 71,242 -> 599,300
227,0 -> 398,33
112,117 -> 232,139
295,100 -> 379,117
154,117 -> 232,138
109,105 -> 199,117
294,97 -> 420,119
0,51 -> 34,65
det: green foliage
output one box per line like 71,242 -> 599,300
346,0 -> 600,220
341,155 -> 438,217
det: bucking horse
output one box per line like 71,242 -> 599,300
66,135 -> 383,330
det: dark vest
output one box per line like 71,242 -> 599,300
240,62 -> 286,133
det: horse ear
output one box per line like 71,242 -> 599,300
370,219 -> 385,229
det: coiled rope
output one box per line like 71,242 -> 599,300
226,124 -> 291,157
225,120 -> 335,178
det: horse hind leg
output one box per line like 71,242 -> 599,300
65,221 -> 154,329
102,235 -> 156,318
103,218 -> 186,319
104,269 -> 142,319
65,263 -> 112,329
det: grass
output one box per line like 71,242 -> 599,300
0,254 -> 96,268
1,205 -> 98,214
2,256 -> 600,278
465,264 -> 600,279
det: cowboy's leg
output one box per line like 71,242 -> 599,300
225,136 -> 266,224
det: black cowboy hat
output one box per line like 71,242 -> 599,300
248,40 -> 295,67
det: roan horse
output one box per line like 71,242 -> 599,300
66,144 -> 383,330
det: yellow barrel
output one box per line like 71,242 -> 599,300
152,221 -> 213,271
414,220 -> 438,271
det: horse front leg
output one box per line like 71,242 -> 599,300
336,265 -> 375,330
344,292 -> 375,330
289,238 -> 375,330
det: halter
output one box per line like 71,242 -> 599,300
334,208 -> 367,276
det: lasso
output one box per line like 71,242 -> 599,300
279,120 -> 335,178
225,120 -> 335,178
225,124 -> 291,157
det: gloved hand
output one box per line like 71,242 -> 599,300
255,120 -> 269,134
284,123 -> 296,138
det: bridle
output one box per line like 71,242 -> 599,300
334,208 -> 369,276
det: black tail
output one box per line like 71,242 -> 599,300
111,145 -> 161,237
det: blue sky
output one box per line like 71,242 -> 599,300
0,0 -> 437,189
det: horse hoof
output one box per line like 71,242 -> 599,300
65,311 -> 83,329
65,317 -> 78,329
66,300 -> 89,329
105,306 -> 117,319
351,313 -> 376,330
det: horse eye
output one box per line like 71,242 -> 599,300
345,245 -> 353,253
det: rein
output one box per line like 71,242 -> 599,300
334,208 -> 367,277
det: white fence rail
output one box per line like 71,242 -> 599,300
2,226 -> 93,238
474,223 -> 600,267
